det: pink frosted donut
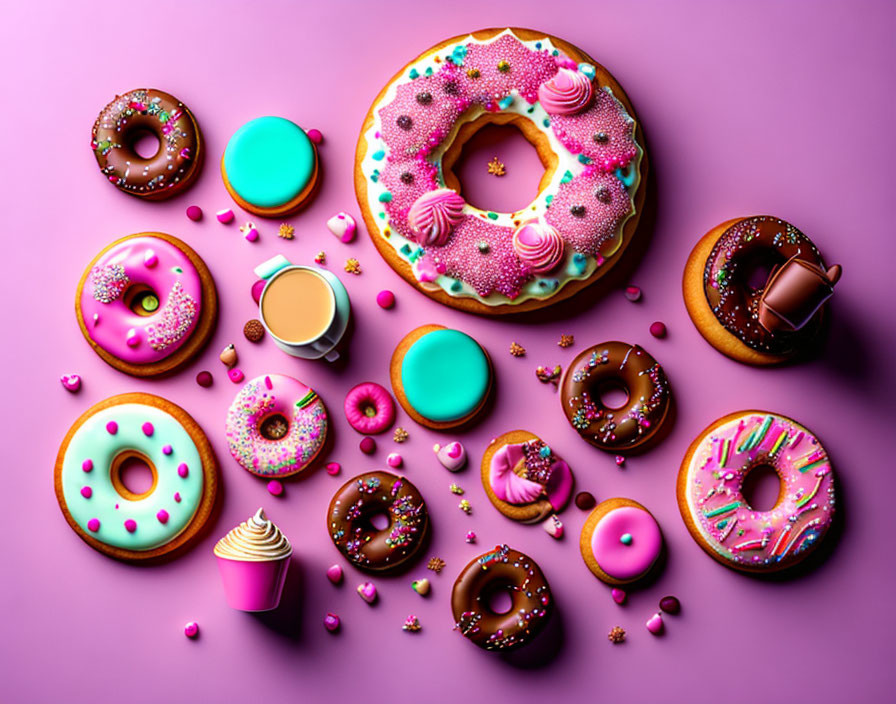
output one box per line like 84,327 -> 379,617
344,382 -> 396,435
226,374 -> 329,478
580,499 -> 663,585
76,233 -> 216,376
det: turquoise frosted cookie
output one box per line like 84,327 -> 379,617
221,116 -> 319,217
390,325 -> 492,429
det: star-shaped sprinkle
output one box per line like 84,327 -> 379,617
393,427 -> 409,443
427,557 -> 446,573
608,626 -> 626,644
558,334 -> 574,348
278,223 -> 295,239
487,157 -> 506,177
509,342 -> 526,357
344,258 -> 361,275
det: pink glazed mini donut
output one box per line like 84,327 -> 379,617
344,382 -> 396,435
580,498 -> 663,585
226,374 -> 329,478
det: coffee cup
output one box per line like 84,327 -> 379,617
255,255 -> 351,361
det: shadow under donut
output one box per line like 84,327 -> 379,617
498,598 -> 567,670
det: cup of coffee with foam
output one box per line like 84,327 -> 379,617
255,255 -> 351,362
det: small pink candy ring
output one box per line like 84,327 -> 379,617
344,382 -> 395,435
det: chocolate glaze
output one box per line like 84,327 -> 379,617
451,546 -> 553,651
327,471 -> 428,572
92,89 -> 202,199
560,342 -> 670,451
703,217 -> 836,354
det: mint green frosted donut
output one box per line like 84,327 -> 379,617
223,116 -> 315,208
401,329 -> 489,422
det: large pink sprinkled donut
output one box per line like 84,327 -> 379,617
76,233 -> 218,377
355,28 -> 648,315
344,382 -> 396,435
226,374 -> 329,478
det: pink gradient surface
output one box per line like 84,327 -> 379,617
2,1 -> 895,702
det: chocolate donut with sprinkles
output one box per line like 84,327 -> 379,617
91,89 -> 203,199
451,545 -> 553,651
327,471 -> 429,573
355,28 -> 648,314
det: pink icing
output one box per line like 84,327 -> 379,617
682,413 -> 835,569
512,221 -> 565,274
591,506 -> 662,580
489,442 -> 573,510
78,236 -> 202,365
537,68 -> 593,115
407,189 -> 465,246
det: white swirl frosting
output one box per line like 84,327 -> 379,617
213,508 -> 292,561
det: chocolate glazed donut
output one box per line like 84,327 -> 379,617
560,341 -> 671,452
702,216 -> 840,355
327,471 -> 428,572
91,89 -> 203,200
451,545 -> 553,651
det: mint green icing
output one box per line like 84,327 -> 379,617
223,116 -> 315,208
401,330 -> 489,422
60,404 -> 204,551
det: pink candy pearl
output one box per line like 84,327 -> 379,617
184,622 -> 199,638
216,208 -> 234,224
267,480 -> 284,497
360,437 -> 376,455
124,519 -> 137,533
326,564 -> 343,584
251,279 -> 266,303
611,588 -> 627,605
196,371 -> 213,387
244,226 -> 259,242
87,518 -> 100,532
326,462 -> 341,476
624,285 -> 642,302
646,612 -> 664,635
177,463 -> 189,478
82,459 -> 93,472
156,510 -> 169,524
228,368 -> 245,383
306,129 -> 323,144
649,321 -> 667,338
60,374 -> 82,392
80,486 -> 92,498
142,422 -> 154,437
106,421 -> 118,435
386,452 -> 402,468
186,205 -> 202,222
323,613 -> 340,632
376,290 -> 395,309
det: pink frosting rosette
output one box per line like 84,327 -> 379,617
407,188 -> 465,247
512,221 -> 565,274
537,68 -> 593,116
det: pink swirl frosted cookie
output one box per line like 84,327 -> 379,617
226,374 -> 329,478
481,430 -> 574,523
356,27 -> 648,315
344,382 -> 396,435
580,498 -> 663,585
76,233 -> 218,377
677,411 -> 836,573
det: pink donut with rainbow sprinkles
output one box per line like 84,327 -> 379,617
226,374 -> 329,478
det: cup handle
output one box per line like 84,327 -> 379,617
324,349 -> 340,362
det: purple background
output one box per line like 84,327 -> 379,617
2,1 -> 895,701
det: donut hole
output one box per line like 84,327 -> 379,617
359,400 -> 379,419
259,413 -> 290,441
130,128 -> 161,160
122,284 -> 161,317
111,451 -> 158,500
741,463 -> 783,512
444,116 -> 551,213
367,512 -> 390,531
482,581 -> 516,615
598,381 -> 630,410
736,250 -> 786,293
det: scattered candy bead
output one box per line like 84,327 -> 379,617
184,621 -> 199,638
177,463 -> 189,478
251,279 -> 266,303
60,374 -> 81,392
216,208 -> 234,224
376,290 -> 396,309
464,530 -> 477,543
434,441 -> 467,471
611,588 -> 627,605
411,578 -> 430,596
156,509 -> 169,524
142,422 -> 154,437
615,455 -> 626,467
314,251 -> 326,264
357,582 -> 377,604
80,486 -> 92,498
649,321 -> 667,338
228,368 -> 245,383
360,437 -> 376,455
162,445 -> 172,455
458,499 -> 472,514
386,452 -> 402,468
196,371 -> 213,387
323,613 -> 340,632
306,128 -> 323,144
608,626 -> 626,643
402,615 -> 421,632
82,459 -> 93,472
575,491 -> 596,510
106,421 -> 118,435
124,519 -> 137,533
646,612 -> 664,635
326,564 -> 343,584
659,596 -> 681,614
87,518 -> 100,532
244,319 -> 265,342
624,285 -> 642,302
267,480 -> 284,497
326,462 -> 341,476
240,222 -> 259,242
449,483 -> 464,495
186,205 -> 203,222
219,344 -> 238,367
543,514 -> 564,539
326,212 -> 357,243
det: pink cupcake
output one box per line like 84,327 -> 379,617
214,508 -> 292,611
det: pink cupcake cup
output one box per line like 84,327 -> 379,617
216,554 -> 291,612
